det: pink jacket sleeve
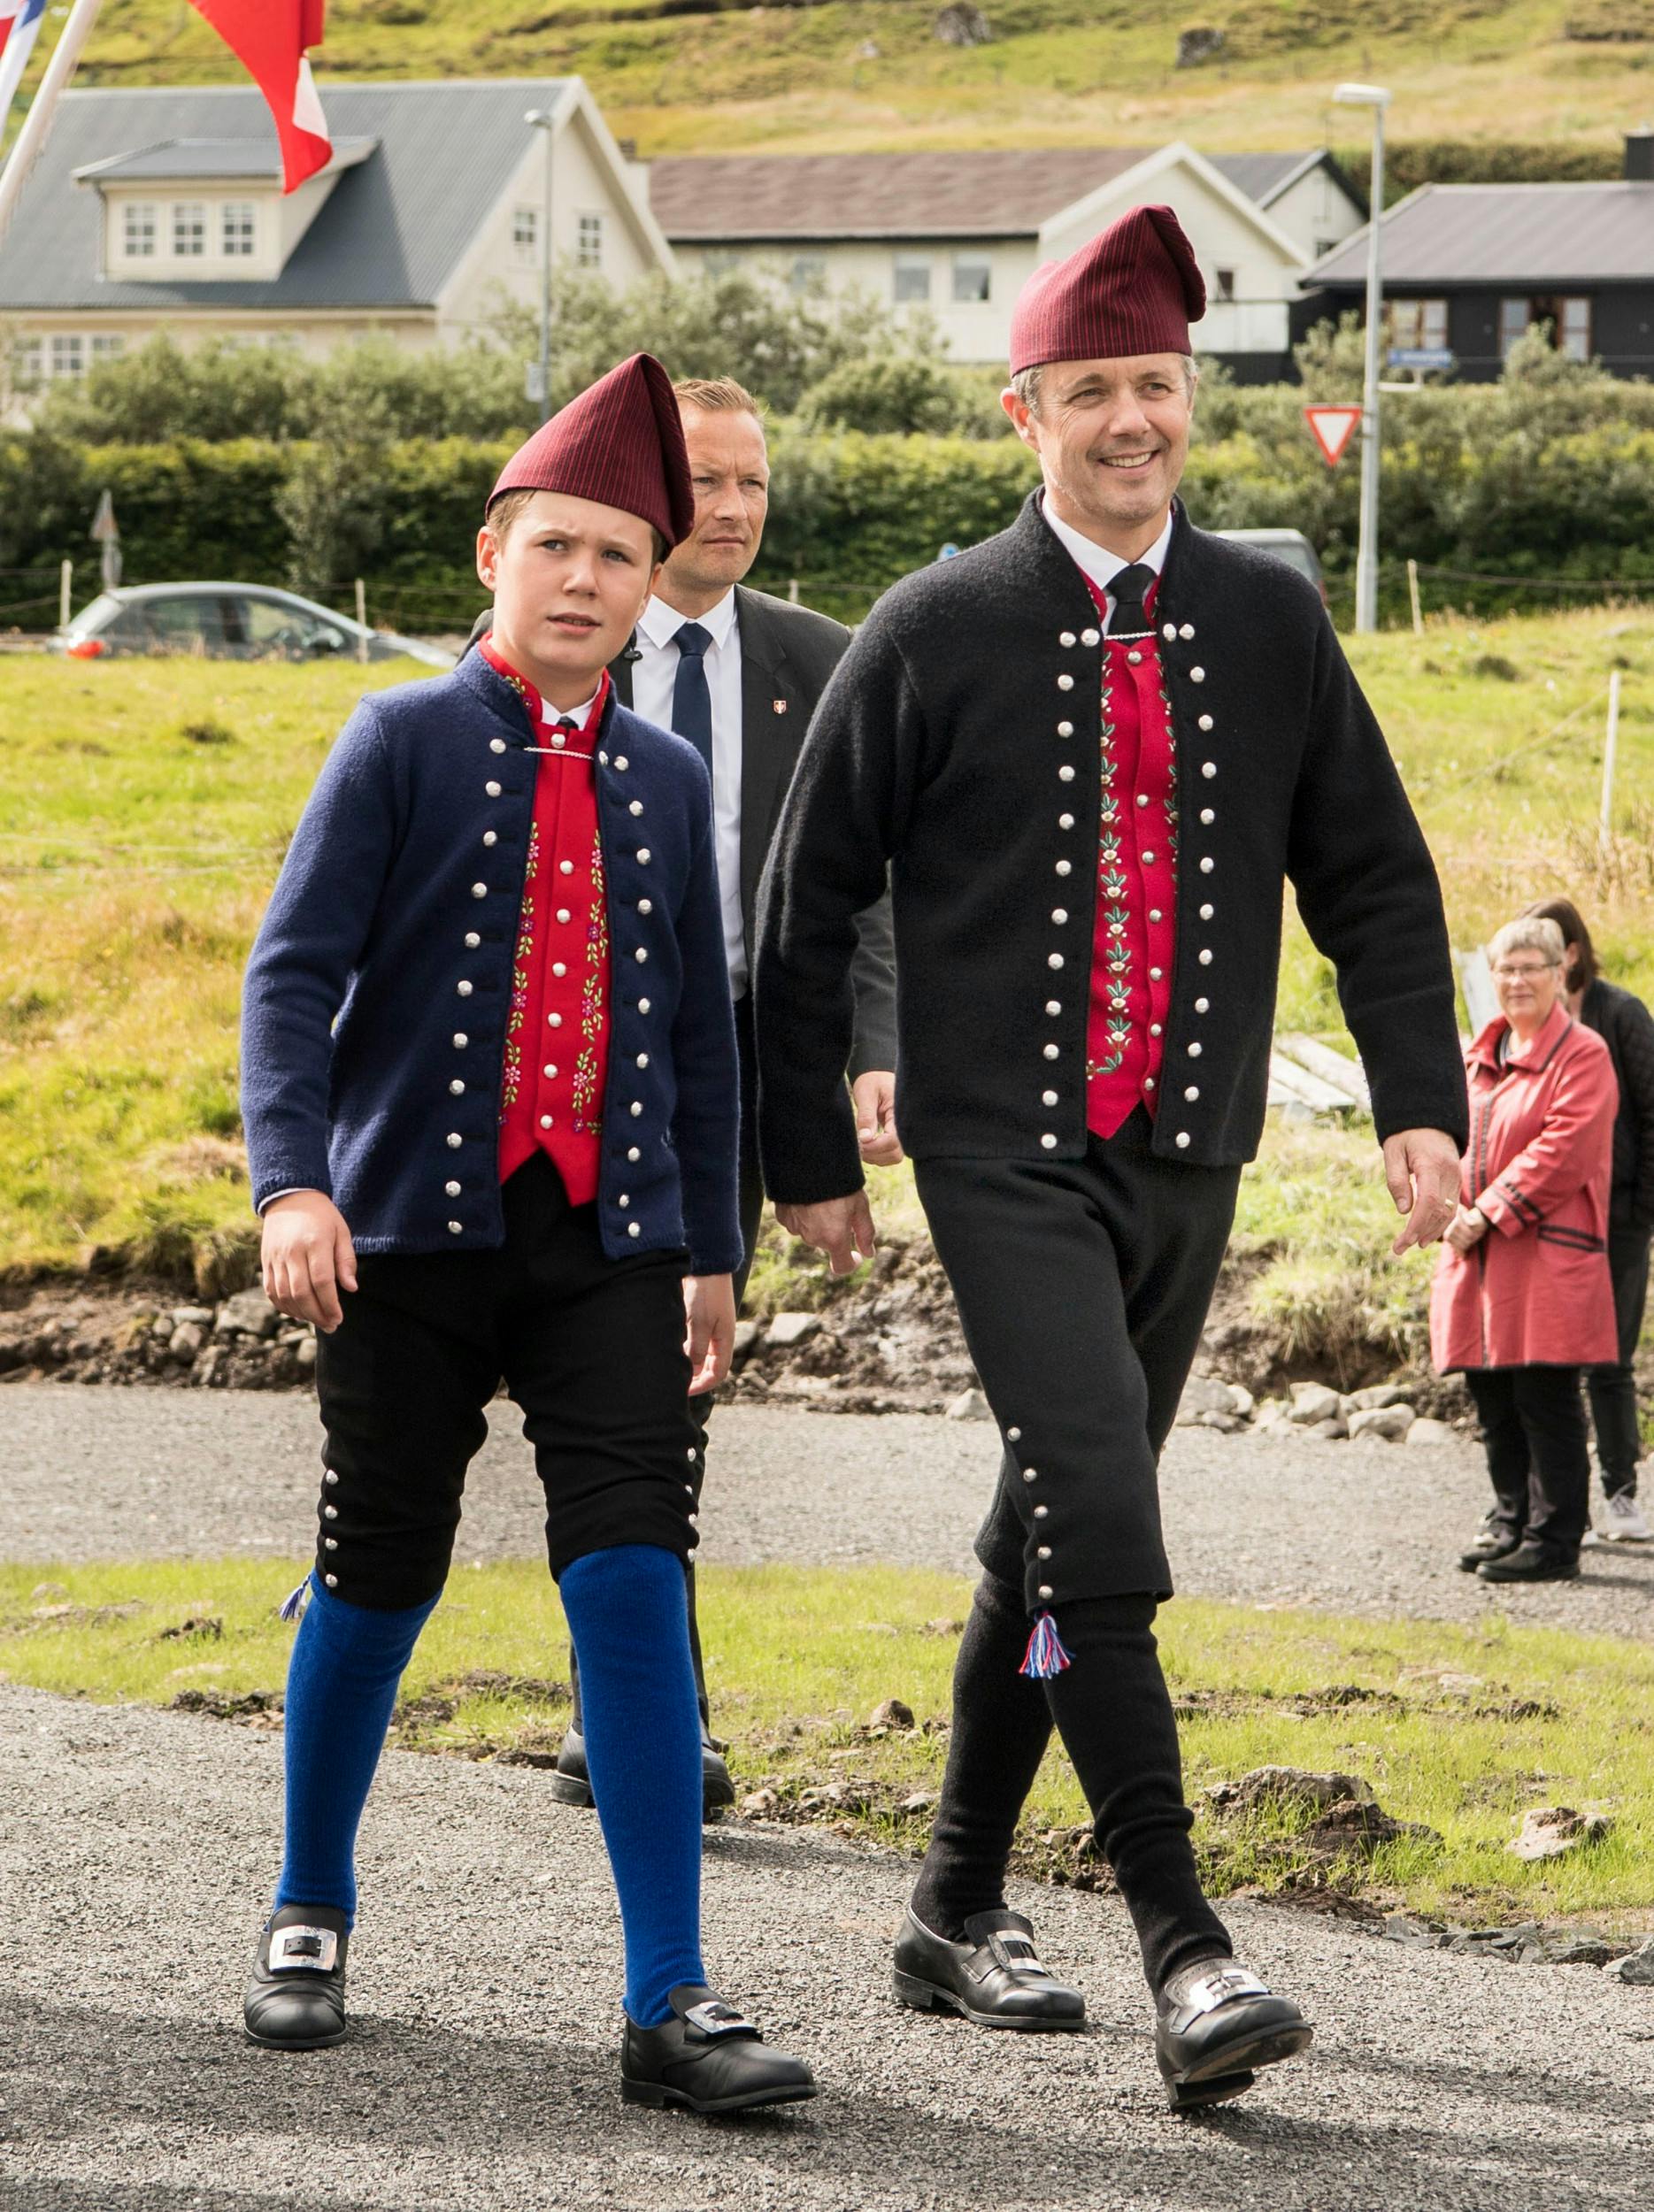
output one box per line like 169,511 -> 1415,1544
1476,1041 -> 1618,1236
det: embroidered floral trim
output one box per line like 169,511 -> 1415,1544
572,827 -> 610,1133
499,817 -> 541,1118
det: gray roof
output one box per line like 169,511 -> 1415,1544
0,81 -> 571,312
1310,181 -> 1654,287
73,136 -> 378,185
1211,150 -> 1330,208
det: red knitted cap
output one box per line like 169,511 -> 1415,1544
489,352 -> 694,550
1009,205 -> 1206,377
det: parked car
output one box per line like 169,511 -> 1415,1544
1212,528 -> 1327,605
54,583 -> 454,667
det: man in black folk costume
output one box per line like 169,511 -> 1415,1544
753,207 -> 1469,2109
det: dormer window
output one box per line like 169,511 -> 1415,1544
173,203 -> 206,257
221,202 -> 258,257
122,203 -> 156,258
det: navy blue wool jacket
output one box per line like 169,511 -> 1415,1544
241,650 -> 742,1275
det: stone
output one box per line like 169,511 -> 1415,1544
1545,1939 -> 1616,1967
1288,1382 -> 1342,1425
934,1 -> 993,45
191,1348 -> 225,1387
294,1337 -> 318,1371
901,1791 -> 938,1815
214,1289 -> 279,1340
1508,1806 -> 1612,1862
1604,1937 -> 1654,1985
945,1387 -> 993,1422
869,1698 -> 915,1731
170,1306 -> 213,1328
739,1789 -> 779,1817
1253,1397 -> 1289,1431
1407,1417 -> 1457,1447
1348,1403 -> 1417,1443
1226,1383 -> 1256,1418
1195,1409 -> 1244,1432
1207,1766 -> 1375,1816
731,1319 -> 760,1362
1304,1417 -> 1348,1441
1176,27 -> 1226,66
764,1311 -> 820,1350
1345,1383 -> 1413,1412
1176,1373 -> 1235,1424
167,1323 -> 204,1360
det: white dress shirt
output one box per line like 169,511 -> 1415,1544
1041,502 -> 1174,626
633,588 -> 748,995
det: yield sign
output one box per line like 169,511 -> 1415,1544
1303,404 -> 1362,466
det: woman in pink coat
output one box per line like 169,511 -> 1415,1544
1431,915 -> 1618,1584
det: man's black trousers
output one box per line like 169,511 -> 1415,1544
311,1155 -> 698,1611
1587,1224 -> 1650,1499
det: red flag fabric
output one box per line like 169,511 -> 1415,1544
188,2 -> 332,194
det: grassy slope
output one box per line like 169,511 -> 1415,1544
3,602 -> 1650,1283
6,1558 -> 1651,1924
63,1 -> 1652,160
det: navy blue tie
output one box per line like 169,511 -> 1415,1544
671,620 -> 715,782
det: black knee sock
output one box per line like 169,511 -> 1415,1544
909,1571 -> 1055,1941
1043,1593 -> 1231,1994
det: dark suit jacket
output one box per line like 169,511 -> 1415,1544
468,589 -> 896,1077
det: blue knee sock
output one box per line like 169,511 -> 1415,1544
559,1544 -> 704,2026
274,1574 -> 438,1925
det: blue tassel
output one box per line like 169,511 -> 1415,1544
1019,1611 -> 1073,1680
278,1575 -> 313,1624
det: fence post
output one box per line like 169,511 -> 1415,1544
1407,557 -> 1423,638
58,559 -> 72,629
788,578 -> 800,603
355,578 -> 368,664
1600,667 -> 1623,853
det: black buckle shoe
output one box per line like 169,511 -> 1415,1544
1155,1957 -> 1312,2112
1459,1530 -> 1520,1573
893,1904 -> 1086,2032
619,1984 -> 817,2114
242,1905 -> 350,2050
1476,1540 -> 1581,1583
550,1722 -> 735,1819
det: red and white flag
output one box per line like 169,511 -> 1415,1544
188,1 -> 331,193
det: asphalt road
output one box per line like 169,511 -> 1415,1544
4,1384 -> 1652,1636
3,1680 -> 1650,2212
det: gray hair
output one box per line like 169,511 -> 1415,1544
1489,917 -> 1566,969
1011,356 -> 1199,414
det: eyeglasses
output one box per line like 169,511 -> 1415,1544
1493,961 -> 1558,979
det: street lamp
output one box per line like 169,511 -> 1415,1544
525,106 -> 557,424
1333,81 -> 1391,634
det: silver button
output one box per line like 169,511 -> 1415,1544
619,1194 -> 630,1209
638,898 -> 653,916
1057,672 -> 1074,691
1057,720 -> 1073,737
1006,1426 -> 1022,1440
1040,1134 -> 1057,1150
325,1536 -> 337,1551
627,1223 -> 641,1239
1200,856 -> 1215,874
629,800 -> 643,817
1198,714 -> 1213,732
1058,766 -> 1075,782
325,1573 -> 338,1589
627,1146 -> 641,1162
448,1220 -> 463,1234
1180,623 -> 1195,641
638,997 -> 650,1014
471,882 -> 487,899
1185,1086 -> 1200,1102
1037,1545 -> 1051,1560
1149,909 -> 1162,923
323,1503 -> 338,1520
1038,1584 -> 1053,1601
1142,850 -> 1156,864
324,1470 -> 339,1486
1195,997 -> 1210,1013
1042,1088 -> 1058,1106
1201,762 -> 1217,780
1198,949 -> 1213,966
630,1101 -> 643,1117
1175,1131 -> 1191,1148
1059,630 -> 1076,647
1127,649 -> 1142,666
482,831 -> 497,848
599,751 -> 609,765
1162,623 -> 1176,641
449,1079 -> 465,1095
1150,966 -> 1163,981
540,1113 -> 553,1130
1056,860 -> 1072,877
552,962 -> 566,978
1200,808 -> 1214,825
1190,666 -> 1205,683
615,757 -> 628,771
1081,627 -> 1099,646
1144,1076 -> 1157,1090
543,1064 -> 558,1079
1045,999 -> 1061,1016
1051,908 -> 1068,925
635,1053 -> 650,1068
1136,794 -> 1150,809
559,860 -> 573,876
637,849 -> 651,864
446,1179 -> 461,1196
548,1012 -> 563,1028
635,948 -> 648,964
490,739 -> 506,754
1023,1466 -> 1039,1483
457,980 -> 473,997
550,730 -> 565,749
447,1132 -> 462,1148
1058,813 -> 1074,829
1048,954 -> 1064,970
1043,1043 -> 1059,1060
1199,903 -> 1213,920
1189,1042 -> 1203,1057
486,780 -> 501,797
1033,1503 -> 1049,1520
453,1033 -> 468,1048
1150,1023 -> 1163,1038
556,907 -> 571,924
465,933 -> 480,949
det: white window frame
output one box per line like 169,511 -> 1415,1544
512,204 -> 538,263
50,334 -> 86,380
576,211 -> 604,270
1389,297 -> 1449,353
951,252 -> 992,304
220,201 -> 258,258
789,253 -> 827,293
122,202 -> 157,259
173,203 -> 207,258
893,252 -> 933,304
1560,296 -> 1592,363
91,334 -> 127,364
1498,296 -> 1531,359
14,337 -> 43,389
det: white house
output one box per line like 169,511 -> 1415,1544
0,77 -> 673,381
648,142 -> 1366,378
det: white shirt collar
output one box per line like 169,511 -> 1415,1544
636,587 -> 738,653
1040,500 -> 1174,597
541,687 -> 599,727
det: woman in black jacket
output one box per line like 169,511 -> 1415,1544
1528,898 -> 1654,1540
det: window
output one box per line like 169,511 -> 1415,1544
14,337 -> 42,389
1213,267 -> 1235,303
173,203 -> 206,257
893,252 -> 932,304
1560,296 -> 1592,362
789,253 -> 827,292
577,212 -> 604,270
703,250 -> 743,275
91,335 -> 127,365
1312,236 -> 1337,261
122,203 -> 157,258
512,205 -> 538,262
221,202 -> 258,257
951,253 -> 991,303
50,334 -> 86,380
1389,297 -> 1449,354
1499,296 -> 1531,359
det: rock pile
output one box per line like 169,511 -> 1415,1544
0,1284 -> 313,1390
1176,1373 -> 1465,1447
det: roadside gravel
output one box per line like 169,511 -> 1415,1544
4,1384 -> 1651,1636
3,1680 -> 1650,2212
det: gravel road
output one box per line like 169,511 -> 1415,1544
3,1679 -> 1650,2212
4,1384 -> 1652,1636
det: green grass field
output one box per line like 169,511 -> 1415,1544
5,1559 -> 1650,1927
57,1 -> 1651,163
3,604 -> 1647,1300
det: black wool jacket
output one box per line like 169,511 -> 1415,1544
753,494 -> 1469,1204
1579,977 -> 1654,1230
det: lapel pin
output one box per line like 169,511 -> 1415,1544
773,698 -> 788,714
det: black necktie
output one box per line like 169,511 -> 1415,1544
1106,564 -> 1155,640
671,620 -> 715,780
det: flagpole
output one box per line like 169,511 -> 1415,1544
0,0 -> 105,245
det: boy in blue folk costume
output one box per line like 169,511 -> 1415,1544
237,352 -> 815,2115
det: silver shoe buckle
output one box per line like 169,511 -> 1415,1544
683,1999 -> 757,2039
1185,1966 -> 1269,2015
987,1932 -> 1052,1979
269,1924 -> 339,1974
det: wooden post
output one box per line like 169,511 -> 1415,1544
355,577 -> 368,664
1407,557 -> 1423,637
58,558 -> 72,629
1600,668 -> 1622,853
788,578 -> 800,603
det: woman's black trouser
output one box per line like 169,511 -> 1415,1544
1586,1225 -> 1650,1501
1466,1363 -> 1590,1558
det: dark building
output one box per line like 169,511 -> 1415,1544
1296,133 -> 1654,380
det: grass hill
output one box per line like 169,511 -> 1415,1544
65,1 -> 1653,163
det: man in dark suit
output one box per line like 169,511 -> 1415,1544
472,374 -> 897,1808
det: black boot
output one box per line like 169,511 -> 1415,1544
1154,1957 -> 1312,2113
619,1985 -> 817,2114
893,1903 -> 1086,2031
242,1904 -> 350,2050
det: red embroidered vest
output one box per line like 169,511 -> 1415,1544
1079,574 -> 1179,1138
481,639 -> 612,1204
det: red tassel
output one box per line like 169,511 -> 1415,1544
1019,1611 -> 1073,1680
